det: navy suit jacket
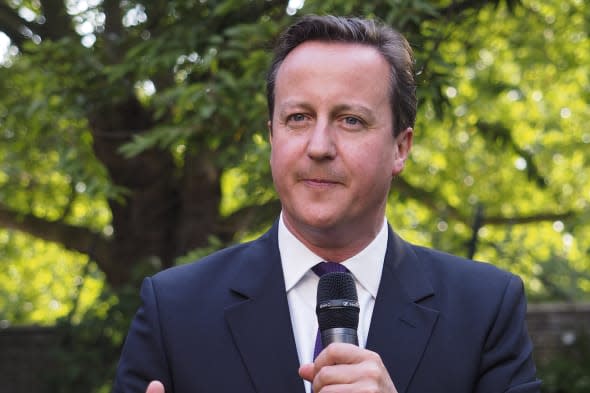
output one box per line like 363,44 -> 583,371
113,222 -> 540,392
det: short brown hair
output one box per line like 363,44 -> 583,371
266,15 -> 417,136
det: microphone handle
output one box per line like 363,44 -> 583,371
321,327 -> 358,347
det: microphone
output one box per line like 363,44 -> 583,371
316,271 -> 360,347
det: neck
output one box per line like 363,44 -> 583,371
283,216 -> 384,262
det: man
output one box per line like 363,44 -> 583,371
113,15 -> 540,393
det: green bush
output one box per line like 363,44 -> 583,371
539,332 -> 590,393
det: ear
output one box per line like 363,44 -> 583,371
392,127 -> 413,176
267,120 -> 273,145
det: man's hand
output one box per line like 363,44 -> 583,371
145,381 -> 165,393
299,343 -> 398,393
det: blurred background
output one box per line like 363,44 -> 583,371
0,0 -> 588,392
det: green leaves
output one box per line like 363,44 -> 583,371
394,0 -> 590,301
118,126 -> 195,158
0,1 -> 588,391
0,0 -> 589,326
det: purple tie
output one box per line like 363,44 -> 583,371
312,262 -> 350,360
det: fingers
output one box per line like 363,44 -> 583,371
314,343 -> 379,369
145,380 -> 165,393
299,363 -> 315,381
306,343 -> 398,393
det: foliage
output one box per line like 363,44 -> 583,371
385,0 -> 590,302
0,231 -> 105,325
45,281 -> 143,393
0,0 -> 587,313
0,0 -> 589,390
538,332 -> 590,393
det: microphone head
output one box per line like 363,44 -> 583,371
316,272 -> 360,332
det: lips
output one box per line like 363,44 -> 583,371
306,178 -> 338,184
296,168 -> 346,187
299,175 -> 345,188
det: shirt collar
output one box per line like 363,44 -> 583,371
278,213 -> 387,298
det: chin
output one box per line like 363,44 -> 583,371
299,213 -> 344,231
285,201 -> 351,230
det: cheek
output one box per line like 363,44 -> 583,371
270,135 -> 302,165
349,141 -> 394,175
269,152 -> 281,178
270,142 -> 292,178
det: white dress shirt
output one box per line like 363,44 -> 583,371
278,213 -> 388,393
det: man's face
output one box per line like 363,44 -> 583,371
269,41 -> 412,248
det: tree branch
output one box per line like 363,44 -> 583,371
38,0 -> 76,41
103,0 -> 124,39
97,0 -> 128,65
395,176 -> 580,227
0,202 -> 111,265
484,211 -> 576,226
438,0 -> 499,20
0,1 -> 76,50
395,176 -> 467,223
0,3 -> 34,48
476,120 -> 547,188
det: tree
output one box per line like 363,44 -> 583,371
0,0 -> 588,318
1,0 -> 288,291
1,0 -> 589,391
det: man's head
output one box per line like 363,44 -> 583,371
267,15 -> 414,259
266,15 -> 416,137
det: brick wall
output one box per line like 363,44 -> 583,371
526,302 -> 590,365
1,303 -> 590,392
0,326 -> 60,393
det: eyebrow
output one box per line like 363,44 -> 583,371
331,104 -> 373,116
330,104 -> 377,123
277,101 -> 376,121
276,100 -> 314,118
277,100 -> 311,110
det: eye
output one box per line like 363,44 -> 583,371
344,116 -> 361,125
287,113 -> 306,122
285,113 -> 311,129
340,116 -> 365,130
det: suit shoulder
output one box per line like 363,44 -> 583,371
150,229 -> 276,293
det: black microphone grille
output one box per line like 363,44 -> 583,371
317,271 -> 358,303
316,272 -> 359,331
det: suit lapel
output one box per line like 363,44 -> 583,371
366,228 -> 439,393
224,223 -> 305,393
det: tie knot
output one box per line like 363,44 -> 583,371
312,262 -> 349,277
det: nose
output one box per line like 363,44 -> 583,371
306,120 -> 336,161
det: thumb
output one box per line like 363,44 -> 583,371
298,363 -> 315,382
146,380 -> 165,393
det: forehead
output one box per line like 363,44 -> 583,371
273,41 -> 392,112
278,40 -> 389,77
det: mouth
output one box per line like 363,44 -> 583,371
306,178 -> 337,183
297,169 -> 345,187
301,178 -> 342,187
